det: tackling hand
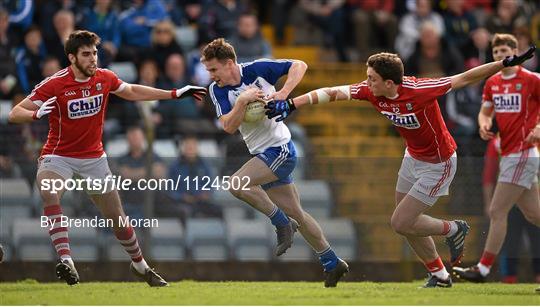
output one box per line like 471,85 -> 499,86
33,96 -> 56,120
502,45 -> 536,67
174,85 -> 207,102
265,99 -> 296,122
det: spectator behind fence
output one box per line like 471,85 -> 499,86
462,27 -> 493,70
78,0 -> 120,67
442,0 -> 478,57
482,137 -> 540,284
45,10 -> 75,67
117,0 -> 168,62
150,20 -> 184,72
514,26 -> 539,72
0,9 -> 19,100
395,0 -> 445,61
299,0 -> 348,62
485,0 -> 527,35
116,125 -> 167,220
15,26 -> 47,94
349,0 -> 398,59
5,0 -> 34,45
228,13 -> 272,63
271,0 -> 295,46
164,135 -> 223,223
157,53 -> 201,119
405,21 -> 463,78
198,0 -> 245,41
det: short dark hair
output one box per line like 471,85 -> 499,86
64,30 -> 101,57
491,33 -> 518,49
367,52 -> 404,84
201,38 -> 237,63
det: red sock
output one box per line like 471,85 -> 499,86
502,276 -> 517,283
114,225 -> 143,262
44,204 -> 71,259
479,250 -> 496,268
425,257 -> 445,273
441,220 -> 451,236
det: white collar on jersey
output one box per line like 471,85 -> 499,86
387,93 -> 399,100
75,77 -> 91,82
501,72 -> 517,80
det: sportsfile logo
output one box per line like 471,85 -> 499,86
381,111 -> 420,129
493,93 -> 521,113
67,94 -> 103,119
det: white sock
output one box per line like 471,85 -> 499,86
132,259 -> 150,274
477,263 -> 490,276
432,267 -> 450,280
445,221 -> 458,237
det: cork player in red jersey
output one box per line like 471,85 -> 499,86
265,46 -> 535,288
8,30 -> 207,286
453,34 -> 540,283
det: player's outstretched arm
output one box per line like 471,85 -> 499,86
265,85 -> 351,121
451,45 -> 536,90
9,97 -> 54,124
114,84 -> 207,102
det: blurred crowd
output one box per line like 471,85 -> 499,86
0,0 -> 539,216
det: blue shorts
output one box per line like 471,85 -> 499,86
255,141 -> 297,190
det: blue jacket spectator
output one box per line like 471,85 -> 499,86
118,0 -> 168,48
165,136 -> 223,220
198,0 -> 245,41
79,0 -> 120,67
7,0 -> 33,30
15,26 -> 47,94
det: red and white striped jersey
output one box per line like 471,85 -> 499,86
27,66 -> 125,158
482,67 -> 540,156
350,76 -> 456,163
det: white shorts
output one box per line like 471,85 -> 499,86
498,147 -> 539,189
396,150 -> 457,206
37,154 -> 114,194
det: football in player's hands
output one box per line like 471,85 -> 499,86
244,100 -> 266,123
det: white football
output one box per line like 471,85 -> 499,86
243,100 -> 266,123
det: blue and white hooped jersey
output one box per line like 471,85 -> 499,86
209,59 -> 293,154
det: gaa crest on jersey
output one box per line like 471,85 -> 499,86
516,83 -> 522,90
96,83 -> 102,91
67,94 -> 103,119
493,93 -> 521,113
406,103 -> 413,111
381,111 -> 420,129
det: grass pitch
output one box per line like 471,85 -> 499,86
1,280 -> 539,305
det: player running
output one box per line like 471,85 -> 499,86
265,46 -> 536,287
453,34 -> 540,282
203,38 -> 348,287
8,30 -> 207,286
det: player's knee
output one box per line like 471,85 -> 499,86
285,208 -> 305,225
390,215 -> 411,235
228,185 -> 245,199
487,206 -> 507,221
39,189 -> 60,205
523,212 -> 540,227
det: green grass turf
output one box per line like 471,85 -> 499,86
1,280 -> 539,305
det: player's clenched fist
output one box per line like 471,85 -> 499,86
173,85 -> 207,102
32,96 -> 56,120
525,125 -> 540,145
